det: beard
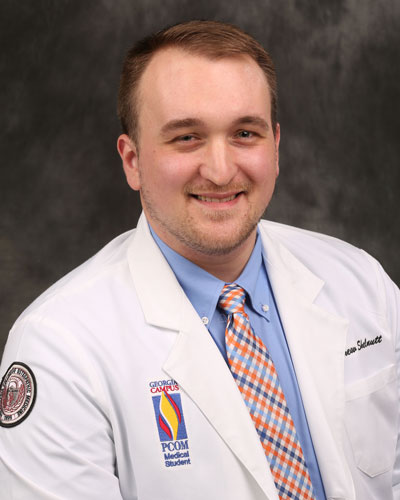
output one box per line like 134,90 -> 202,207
140,180 -> 264,256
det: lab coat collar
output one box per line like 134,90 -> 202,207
127,214 -> 185,331
128,214 -> 355,500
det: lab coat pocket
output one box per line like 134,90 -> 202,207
344,364 -> 398,477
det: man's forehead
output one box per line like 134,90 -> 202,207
139,46 -> 267,90
135,47 -> 272,136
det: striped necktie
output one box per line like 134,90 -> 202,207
218,283 -> 316,500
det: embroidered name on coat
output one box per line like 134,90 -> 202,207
150,379 -> 191,468
345,335 -> 382,356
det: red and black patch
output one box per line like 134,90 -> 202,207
0,362 -> 37,427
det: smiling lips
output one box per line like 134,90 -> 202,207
192,192 -> 243,203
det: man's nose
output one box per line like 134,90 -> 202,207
199,140 -> 238,186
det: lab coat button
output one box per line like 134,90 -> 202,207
202,316 -> 209,325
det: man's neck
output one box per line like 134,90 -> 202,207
182,240 -> 256,283
149,225 -> 257,283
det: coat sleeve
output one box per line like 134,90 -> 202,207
0,313 -> 125,500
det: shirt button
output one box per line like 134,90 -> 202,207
262,304 -> 269,312
202,316 -> 209,325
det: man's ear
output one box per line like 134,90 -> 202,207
274,123 -> 280,177
117,134 -> 140,191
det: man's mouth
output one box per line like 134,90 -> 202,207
195,194 -> 238,203
191,192 -> 243,203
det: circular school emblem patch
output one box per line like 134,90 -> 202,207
0,362 -> 36,427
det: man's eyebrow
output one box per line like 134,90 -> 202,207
160,115 -> 269,137
233,116 -> 269,130
160,118 -> 205,136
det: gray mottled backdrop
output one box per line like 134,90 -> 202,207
1,0 -> 399,355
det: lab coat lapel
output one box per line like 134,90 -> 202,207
259,225 -> 355,500
128,215 -> 280,499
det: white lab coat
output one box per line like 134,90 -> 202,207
0,213 -> 399,500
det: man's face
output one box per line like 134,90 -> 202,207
120,48 -> 280,262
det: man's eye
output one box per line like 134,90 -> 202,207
237,130 -> 253,139
169,133 -> 202,149
178,134 -> 195,142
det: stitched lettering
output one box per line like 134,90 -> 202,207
345,335 -> 383,356
357,335 -> 382,350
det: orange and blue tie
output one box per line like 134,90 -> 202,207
219,283 -> 316,500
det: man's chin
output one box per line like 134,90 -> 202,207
176,225 -> 258,257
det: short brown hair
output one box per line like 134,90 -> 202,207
118,20 -> 278,143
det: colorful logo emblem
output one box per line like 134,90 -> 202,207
150,379 -> 191,467
152,391 -> 188,442
0,362 -> 37,427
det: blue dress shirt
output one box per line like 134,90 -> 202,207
150,226 -> 326,500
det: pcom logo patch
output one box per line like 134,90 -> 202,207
152,391 -> 188,442
149,379 -> 191,468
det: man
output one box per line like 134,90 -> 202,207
0,20 -> 399,500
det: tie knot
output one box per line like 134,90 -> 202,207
218,283 -> 246,315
